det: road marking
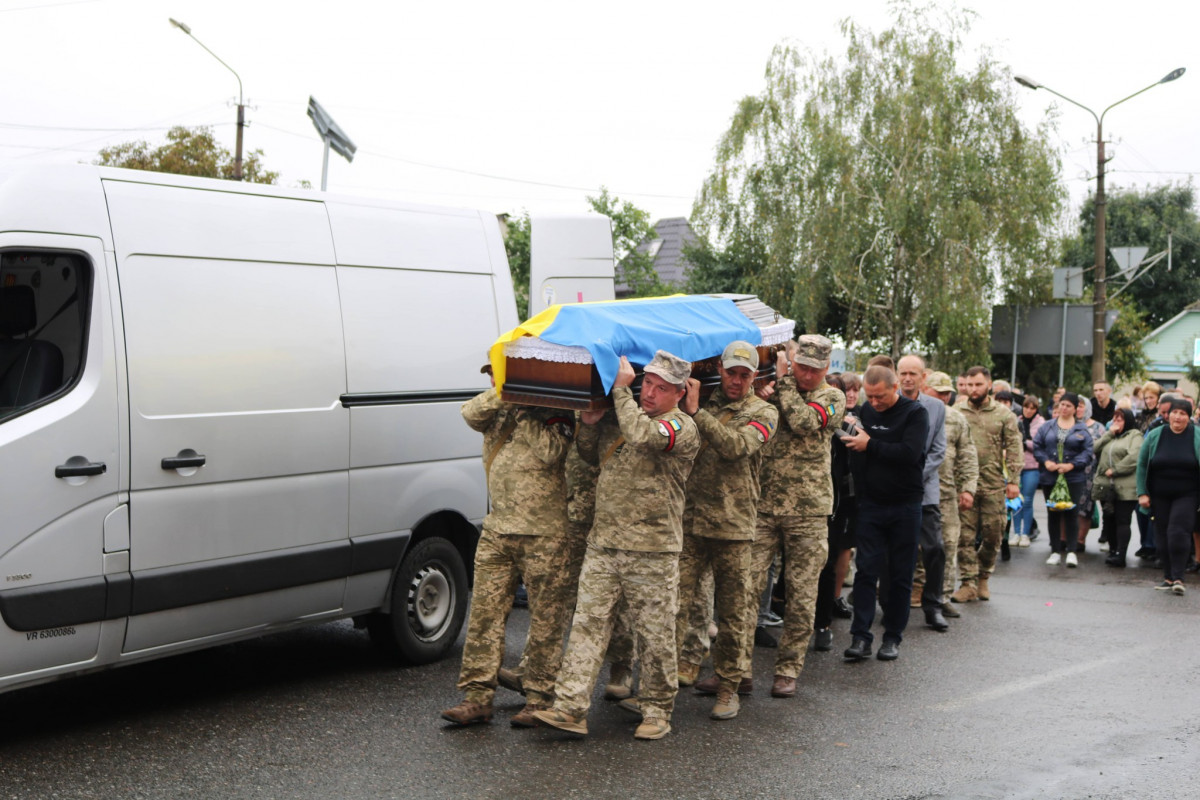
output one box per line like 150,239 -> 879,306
930,650 -> 1142,713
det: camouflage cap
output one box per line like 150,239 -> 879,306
794,334 -> 833,368
721,340 -> 759,371
926,371 -> 954,393
642,349 -> 691,387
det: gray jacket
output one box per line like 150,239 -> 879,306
916,392 -> 946,506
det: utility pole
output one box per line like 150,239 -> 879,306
1015,67 -> 1185,382
169,18 -> 245,181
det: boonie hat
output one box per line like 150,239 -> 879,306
721,340 -> 759,371
642,350 -> 692,387
794,334 -> 833,368
926,371 -> 954,393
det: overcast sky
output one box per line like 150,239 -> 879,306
2,0 -> 1196,230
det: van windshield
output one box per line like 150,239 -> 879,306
0,251 -> 89,422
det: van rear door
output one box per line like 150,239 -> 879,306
102,177 -> 351,653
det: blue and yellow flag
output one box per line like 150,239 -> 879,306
490,295 -> 761,392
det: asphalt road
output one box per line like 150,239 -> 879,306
2,507 -> 1198,800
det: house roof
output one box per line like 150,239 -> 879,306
615,217 -> 699,295
1143,301 -> 1200,372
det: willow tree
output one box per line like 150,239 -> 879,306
693,5 -> 1063,368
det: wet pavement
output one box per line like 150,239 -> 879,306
1,505 -> 1197,799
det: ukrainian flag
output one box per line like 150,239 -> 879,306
490,295 -> 761,392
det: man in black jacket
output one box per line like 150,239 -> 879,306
841,365 -> 929,662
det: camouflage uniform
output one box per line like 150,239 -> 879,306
677,385 -> 778,693
752,369 -> 846,680
954,395 -> 1022,589
457,388 -> 572,707
939,405 -> 979,594
552,374 -> 699,724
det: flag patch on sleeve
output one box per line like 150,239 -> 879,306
658,418 -> 681,451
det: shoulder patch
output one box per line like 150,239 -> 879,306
748,420 -> 772,442
806,401 -> 830,429
658,418 -> 679,452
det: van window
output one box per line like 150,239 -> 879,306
0,251 -> 90,422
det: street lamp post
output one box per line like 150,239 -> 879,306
169,18 -> 245,181
1015,68 -> 1185,383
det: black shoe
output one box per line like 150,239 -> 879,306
1106,554 -> 1126,568
513,584 -> 528,608
843,638 -> 871,662
814,628 -> 833,651
924,607 -> 949,632
1186,561 -> 1200,574
876,640 -> 900,661
832,597 -> 852,619
754,626 -> 778,648
1134,547 -> 1152,558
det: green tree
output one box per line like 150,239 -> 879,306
502,212 -> 532,320
95,125 -> 279,184
587,187 -> 669,298
693,4 -> 1063,372
1061,184 -> 1200,329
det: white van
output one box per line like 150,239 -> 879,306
0,164 -> 520,695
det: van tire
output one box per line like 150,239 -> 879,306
368,536 -> 468,664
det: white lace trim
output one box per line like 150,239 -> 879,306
505,337 -> 594,364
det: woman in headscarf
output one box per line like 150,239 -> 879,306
1093,408 -> 1143,567
1033,392 -> 1094,567
1010,395 -> 1044,547
1136,397 -> 1200,594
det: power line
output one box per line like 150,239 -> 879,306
0,120 -> 228,133
253,121 -> 694,201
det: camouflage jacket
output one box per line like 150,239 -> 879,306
578,386 -> 700,552
939,404 -> 979,501
759,376 -> 846,517
954,395 -> 1022,490
684,387 -> 779,541
565,417 -> 600,525
461,388 -> 572,536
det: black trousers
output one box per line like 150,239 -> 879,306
1101,499 -> 1138,558
1150,493 -> 1197,581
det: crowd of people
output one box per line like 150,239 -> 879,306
440,338 -> 1199,740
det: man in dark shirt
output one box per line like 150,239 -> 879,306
841,365 -> 929,662
1091,381 -> 1115,428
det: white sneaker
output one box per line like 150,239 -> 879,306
1018,535 -> 1031,548
1008,535 -> 1020,546
1099,542 -> 1110,552
1046,552 -> 1062,566
1066,552 -> 1078,568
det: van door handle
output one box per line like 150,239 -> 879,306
55,461 -> 107,478
162,454 -> 206,470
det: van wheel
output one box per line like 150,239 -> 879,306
368,536 -> 468,664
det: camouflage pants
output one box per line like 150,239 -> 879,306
457,527 -> 568,706
940,494 -> 962,595
751,514 -> 828,679
678,566 -> 714,669
553,545 -> 679,721
958,487 -> 1006,584
677,535 -> 753,692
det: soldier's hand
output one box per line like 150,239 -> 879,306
959,492 -> 974,511
683,378 -> 701,415
581,409 -> 605,425
614,356 -> 636,389
775,350 -> 789,381
756,381 -> 776,401
1005,483 -> 1020,500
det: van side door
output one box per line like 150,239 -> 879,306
103,178 -> 351,654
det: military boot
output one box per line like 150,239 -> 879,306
910,582 -> 924,608
603,665 -> 634,700
676,660 -> 700,688
977,575 -> 991,601
950,582 -> 977,603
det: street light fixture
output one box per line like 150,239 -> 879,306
168,17 -> 246,181
1015,67 -> 1185,382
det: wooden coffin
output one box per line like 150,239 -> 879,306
500,295 -> 794,411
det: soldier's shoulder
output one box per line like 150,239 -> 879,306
813,383 -> 846,403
